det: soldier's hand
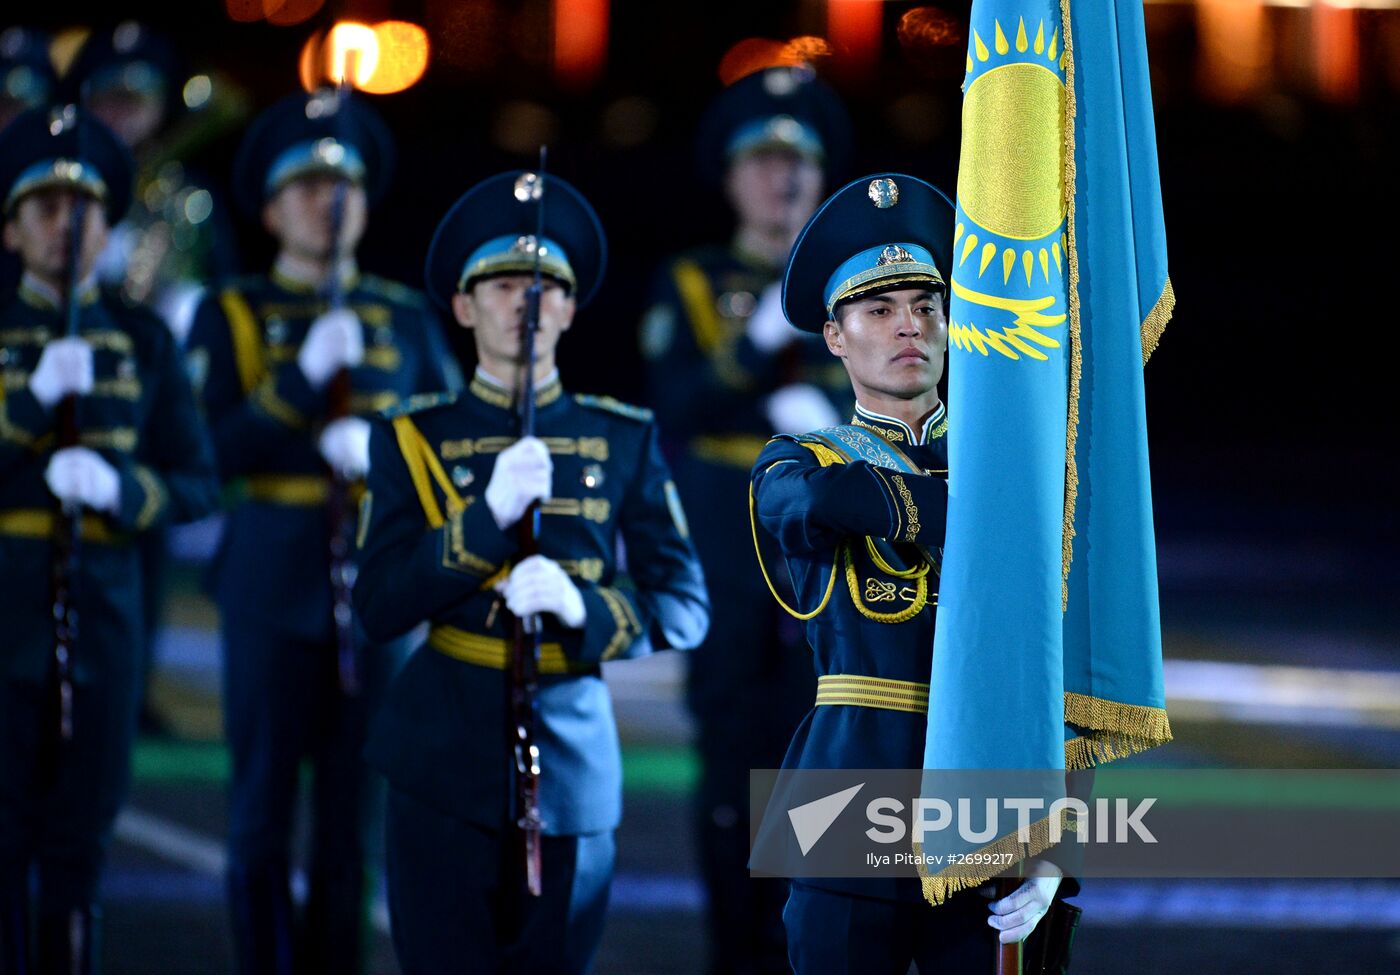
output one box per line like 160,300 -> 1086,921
44,446 -> 121,515
765,382 -> 841,435
318,416 -> 371,479
987,859 -> 1062,944
298,308 -> 365,389
29,337 -> 95,409
503,555 -> 586,628
485,436 -> 552,530
745,282 -> 795,353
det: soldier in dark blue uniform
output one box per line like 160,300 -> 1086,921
63,20 -> 245,739
638,66 -> 854,975
750,174 -> 1065,972
0,28 -> 54,131
354,171 -> 709,974
184,91 -> 461,975
0,106 -> 219,973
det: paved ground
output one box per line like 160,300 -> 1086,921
87,494 -> 1400,973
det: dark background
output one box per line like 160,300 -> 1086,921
28,4 -> 1400,512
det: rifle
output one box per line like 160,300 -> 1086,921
510,154 -> 549,897
47,104 -> 89,766
321,76 -> 359,696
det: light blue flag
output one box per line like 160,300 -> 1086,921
920,0 -> 1173,904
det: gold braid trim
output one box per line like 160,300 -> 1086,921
918,812 -> 1067,907
749,459 -> 839,621
671,259 -> 724,355
218,288 -> 267,394
1141,275 -> 1174,366
844,543 -> 927,623
1059,0 -> 1081,611
597,586 -> 641,661
132,464 -> 168,531
1063,691 -> 1173,769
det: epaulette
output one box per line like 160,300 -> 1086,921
381,391 -> 458,419
361,274 -> 428,309
573,394 -> 653,423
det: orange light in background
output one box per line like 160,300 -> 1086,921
1313,3 -> 1360,101
827,0 -> 883,76
722,37 -> 800,85
225,0 -> 265,23
553,0 -> 608,88
298,31 -> 326,92
265,0 -> 326,27
328,22 -> 380,86
1196,1 -> 1268,102
360,22 -> 431,94
299,23 -> 429,95
784,36 -> 834,62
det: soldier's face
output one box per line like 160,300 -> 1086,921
823,288 -> 947,400
2,188 -> 109,286
452,275 -> 576,367
88,88 -> 166,150
725,148 -> 823,235
262,175 -> 368,261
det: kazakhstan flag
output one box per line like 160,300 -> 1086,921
920,0 -> 1174,903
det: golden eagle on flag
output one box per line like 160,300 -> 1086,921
919,0 -> 1174,904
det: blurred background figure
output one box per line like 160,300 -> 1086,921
0,27 -> 57,294
0,27 -> 54,132
62,20 -> 248,737
0,105 -> 219,975
638,64 -> 854,975
185,88 -> 459,975
63,21 -> 244,342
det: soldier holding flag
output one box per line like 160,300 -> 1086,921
749,172 -> 1066,971
751,0 -> 1174,968
353,170 -> 708,973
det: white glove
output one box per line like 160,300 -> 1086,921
485,436 -> 552,530
765,382 -> 841,435
746,282 -> 795,353
318,416 -> 371,479
502,554 -> 586,628
44,446 -> 121,515
987,860 -> 1062,944
29,338 -> 94,409
297,308 -> 364,389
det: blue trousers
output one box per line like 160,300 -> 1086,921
221,614 -> 401,975
783,882 -> 996,974
385,788 -> 614,975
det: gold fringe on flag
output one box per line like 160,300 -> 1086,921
1059,0 -> 1082,611
918,812 -> 1072,906
1141,275 -> 1175,366
1063,691 -> 1173,769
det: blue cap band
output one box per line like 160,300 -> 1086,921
823,242 -> 945,315
5,158 -> 108,213
2,65 -> 51,107
725,114 -> 824,164
264,138 -> 366,197
458,234 -> 575,293
88,61 -> 166,97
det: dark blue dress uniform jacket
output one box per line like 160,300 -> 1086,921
354,374 -> 709,836
185,271 -> 459,643
750,409 -> 950,901
641,246 -> 850,712
0,284 -> 219,683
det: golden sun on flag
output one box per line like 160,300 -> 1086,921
949,13 -> 1070,362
